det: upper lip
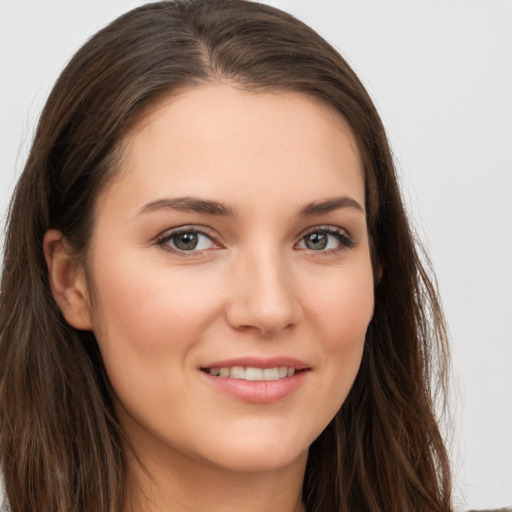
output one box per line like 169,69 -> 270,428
200,356 -> 310,370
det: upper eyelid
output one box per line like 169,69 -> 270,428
297,224 -> 352,239
156,225 -> 218,241
156,223 -> 350,236
154,224 -> 353,248
295,225 -> 355,250
155,226 -> 222,254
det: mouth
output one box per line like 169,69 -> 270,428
201,366 -> 303,381
199,358 -> 310,403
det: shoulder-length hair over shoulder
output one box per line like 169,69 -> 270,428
0,1 -> 452,511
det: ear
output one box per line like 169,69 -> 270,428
43,229 -> 93,330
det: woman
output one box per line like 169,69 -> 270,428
0,1 -> 452,511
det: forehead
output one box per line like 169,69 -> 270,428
99,83 -> 364,212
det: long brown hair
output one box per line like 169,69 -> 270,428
0,1 -> 452,510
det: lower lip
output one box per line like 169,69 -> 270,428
200,370 -> 309,403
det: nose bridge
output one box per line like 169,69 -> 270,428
226,241 -> 301,335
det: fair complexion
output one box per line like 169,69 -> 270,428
44,83 -> 375,512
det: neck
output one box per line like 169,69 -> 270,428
122,436 -> 308,512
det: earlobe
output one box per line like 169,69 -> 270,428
43,229 -> 93,331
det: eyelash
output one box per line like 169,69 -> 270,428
156,225 -> 354,256
156,227 -> 218,257
297,226 -> 355,253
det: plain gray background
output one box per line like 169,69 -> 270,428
1,1 -> 511,510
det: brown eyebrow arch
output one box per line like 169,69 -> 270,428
139,195 -> 364,218
139,197 -> 236,216
298,196 -> 365,216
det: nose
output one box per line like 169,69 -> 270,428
225,246 -> 302,336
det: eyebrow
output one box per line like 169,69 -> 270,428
139,197 -> 236,216
298,196 -> 365,216
138,195 -> 364,217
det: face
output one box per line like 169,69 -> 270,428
84,84 -> 374,475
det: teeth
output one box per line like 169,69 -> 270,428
230,366 -> 245,379
278,366 -> 288,378
207,366 -> 297,381
246,367 -> 263,381
262,368 -> 278,380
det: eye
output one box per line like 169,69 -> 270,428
157,228 -> 218,253
297,227 -> 353,252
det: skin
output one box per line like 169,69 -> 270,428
45,83 -> 375,512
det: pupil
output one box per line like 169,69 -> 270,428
306,232 -> 327,250
174,232 -> 198,250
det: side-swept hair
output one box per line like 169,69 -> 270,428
0,1 -> 452,510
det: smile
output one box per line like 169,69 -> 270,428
200,358 -> 310,403
204,366 -> 296,381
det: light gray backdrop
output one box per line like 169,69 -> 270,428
0,1 -> 511,510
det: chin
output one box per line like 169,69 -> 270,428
194,428 -> 312,473
208,446 -> 308,474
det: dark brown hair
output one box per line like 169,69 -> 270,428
0,1 -> 452,510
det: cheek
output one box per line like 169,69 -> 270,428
89,253 -> 224,355
87,253 -> 225,424
302,258 -> 374,399
326,278 -> 373,344
305,257 -> 375,345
